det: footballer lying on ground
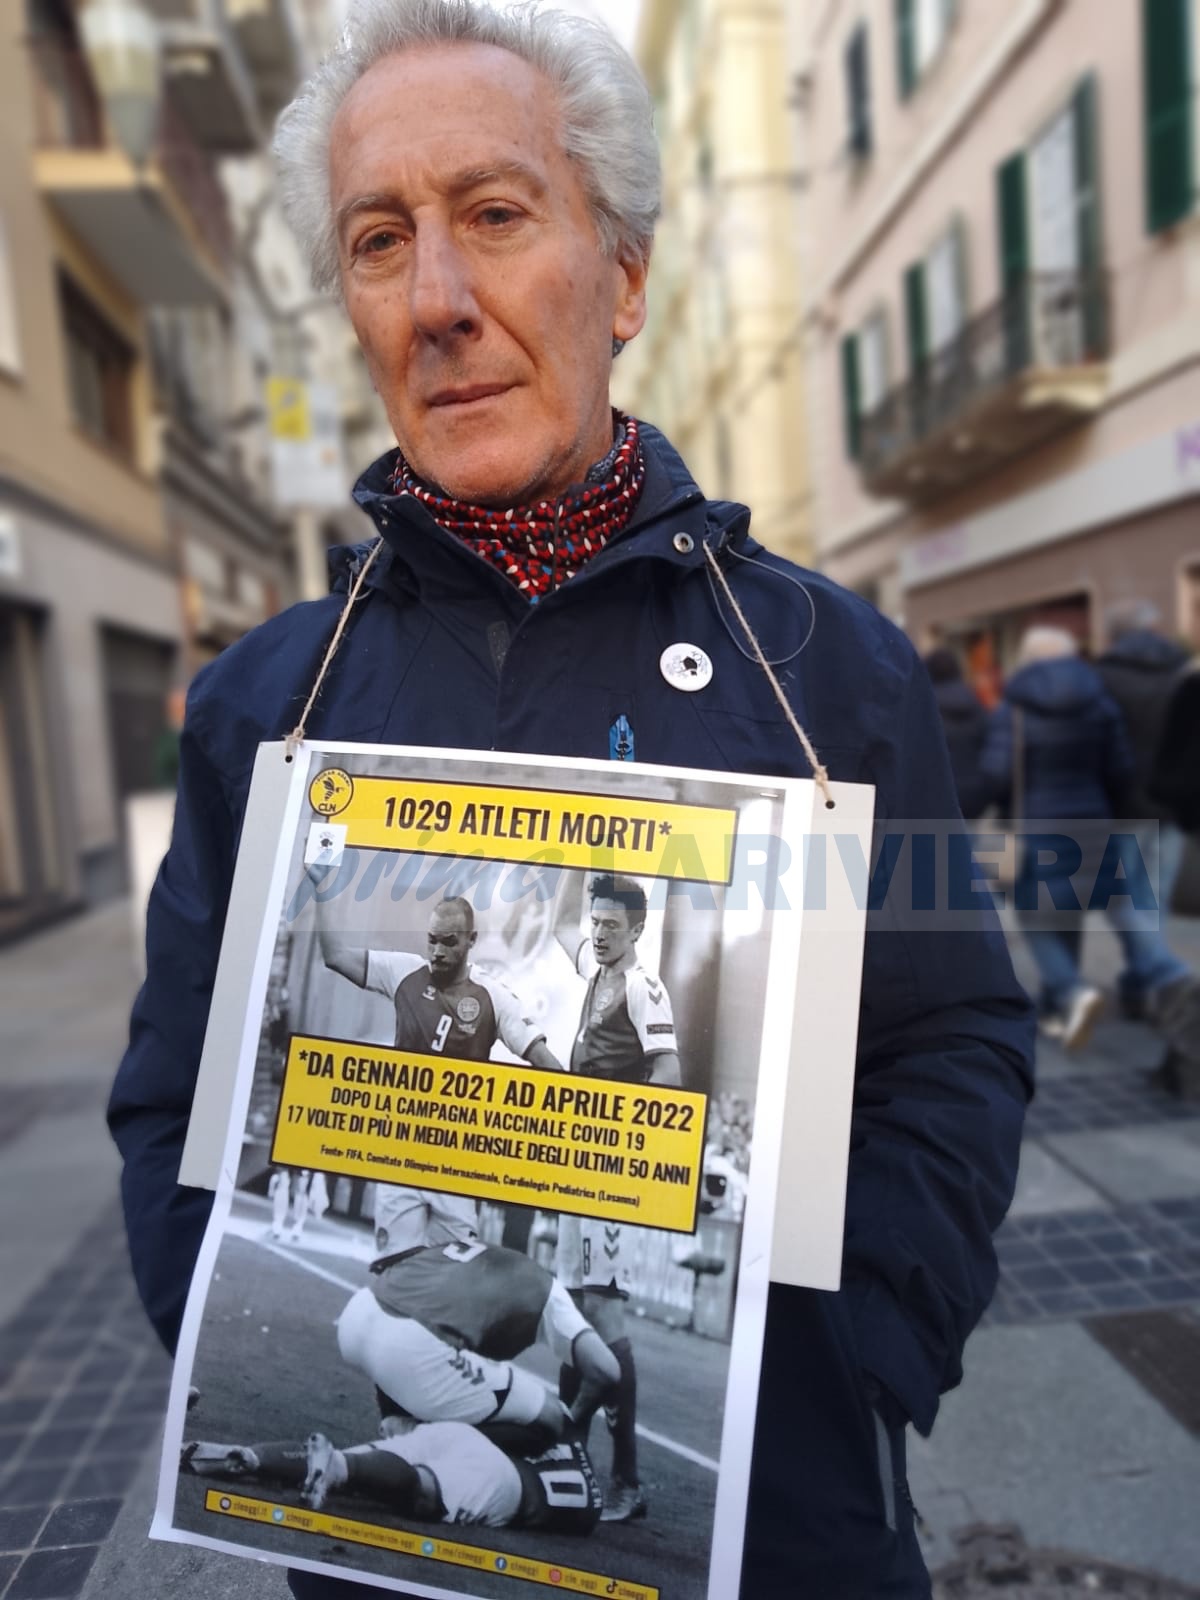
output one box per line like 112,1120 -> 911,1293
182,1419 -> 602,1534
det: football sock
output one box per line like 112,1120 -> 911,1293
250,1442 -> 308,1484
558,1361 -> 580,1408
607,1338 -> 638,1486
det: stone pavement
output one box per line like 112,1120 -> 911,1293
0,902 -> 1197,1598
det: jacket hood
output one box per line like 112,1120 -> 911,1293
1098,629 -> 1190,675
1005,656 -> 1108,716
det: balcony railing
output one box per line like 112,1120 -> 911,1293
860,271 -> 1110,483
30,36 -> 232,269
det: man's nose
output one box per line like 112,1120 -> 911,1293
409,228 -> 479,342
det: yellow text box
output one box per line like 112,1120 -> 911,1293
204,1490 -> 657,1597
308,770 -> 736,886
270,1035 -> 707,1234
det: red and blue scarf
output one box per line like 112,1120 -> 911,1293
390,413 -> 645,601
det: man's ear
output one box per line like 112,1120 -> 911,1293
613,246 -> 649,345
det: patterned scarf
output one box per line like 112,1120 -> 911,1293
390,413 -> 645,601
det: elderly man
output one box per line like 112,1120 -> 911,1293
109,2 -> 1034,1595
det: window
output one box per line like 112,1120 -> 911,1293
995,77 -> 1104,364
895,0 -> 956,100
904,218 -> 967,379
0,213 -> 20,376
859,310 -> 890,414
844,23 -> 872,160
58,272 -> 135,456
841,309 -> 890,460
1142,0 -> 1196,233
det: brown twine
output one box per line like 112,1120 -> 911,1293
284,539 -> 384,761
280,531 -> 834,808
703,543 -> 834,809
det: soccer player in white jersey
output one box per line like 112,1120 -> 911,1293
552,874 -> 682,1524
182,1418 -> 602,1535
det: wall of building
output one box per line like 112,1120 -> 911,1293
0,17 -> 167,563
796,0 -> 1200,610
793,0 -> 1200,643
616,0 -> 812,562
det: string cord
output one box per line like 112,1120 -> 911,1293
284,539 -> 384,761
703,542 -> 817,666
702,542 -> 834,809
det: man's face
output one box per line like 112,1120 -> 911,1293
590,896 -> 639,969
426,906 -> 474,985
330,43 -> 648,507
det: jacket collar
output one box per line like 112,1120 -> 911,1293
338,421 -> 752,600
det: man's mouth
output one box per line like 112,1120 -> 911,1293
428,383 -> 512,409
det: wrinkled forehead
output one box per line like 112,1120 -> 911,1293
331,40 -> 570,194
429,908 -> 470,936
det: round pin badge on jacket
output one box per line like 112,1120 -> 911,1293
660,643 -> 713,692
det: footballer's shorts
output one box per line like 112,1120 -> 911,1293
555,1216 -> 632,1298
336,1288 -> 547,1426
349,1427 -> 523,1528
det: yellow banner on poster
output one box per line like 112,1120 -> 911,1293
270,1034 -> 708,1234
307,770 -> 736,886
204,1491 -> 658,1598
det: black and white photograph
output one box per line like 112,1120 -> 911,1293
154,743 -> 820,1599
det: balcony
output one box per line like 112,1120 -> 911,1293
149,0 -> 262,154
31,37 -> 231,308
224,0 -> 302,121
859,272 -> 1110,504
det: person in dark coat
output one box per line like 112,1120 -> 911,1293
1097,604 -> 1192,1015
1150,664 -> 1200,834
980,626 -> 1191,1053
923,648 -> 989,818
106,5 -> 1034,1596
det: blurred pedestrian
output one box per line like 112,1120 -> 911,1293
923,647 -> 989,818
1096,602 -> 1192,1016
1149,661 -> 1200,835
980,627 -> 1137,1049
982,626 -> 1198,1063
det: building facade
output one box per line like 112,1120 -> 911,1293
616,0 -> 812,562
792,0 -> 1200,687
0,0 -> 320,935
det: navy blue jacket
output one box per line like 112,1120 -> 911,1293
980,657 -> 1135,822
930,678 -> 990,819
1097,630 -> 1191,822
109,428 -> 1033,1599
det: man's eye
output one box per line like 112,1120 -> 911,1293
360,230 -> 398,254
478,206 -> 518,226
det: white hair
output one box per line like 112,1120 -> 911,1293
272,0 -> 661,296
1016,625 -> 1078,668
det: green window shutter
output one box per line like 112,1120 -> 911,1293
895,0 -> 917,100
1072,73 -> 1107,353
996,151 -> 1030,371
904,261 -> 928,376
845,24 -> 872,158
996,152 -> 1029,290
841,332 -> 862,460
1143,0 -> 1194,233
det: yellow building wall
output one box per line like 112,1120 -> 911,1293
615,0 -> 812,563
0,0 -> 166,562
